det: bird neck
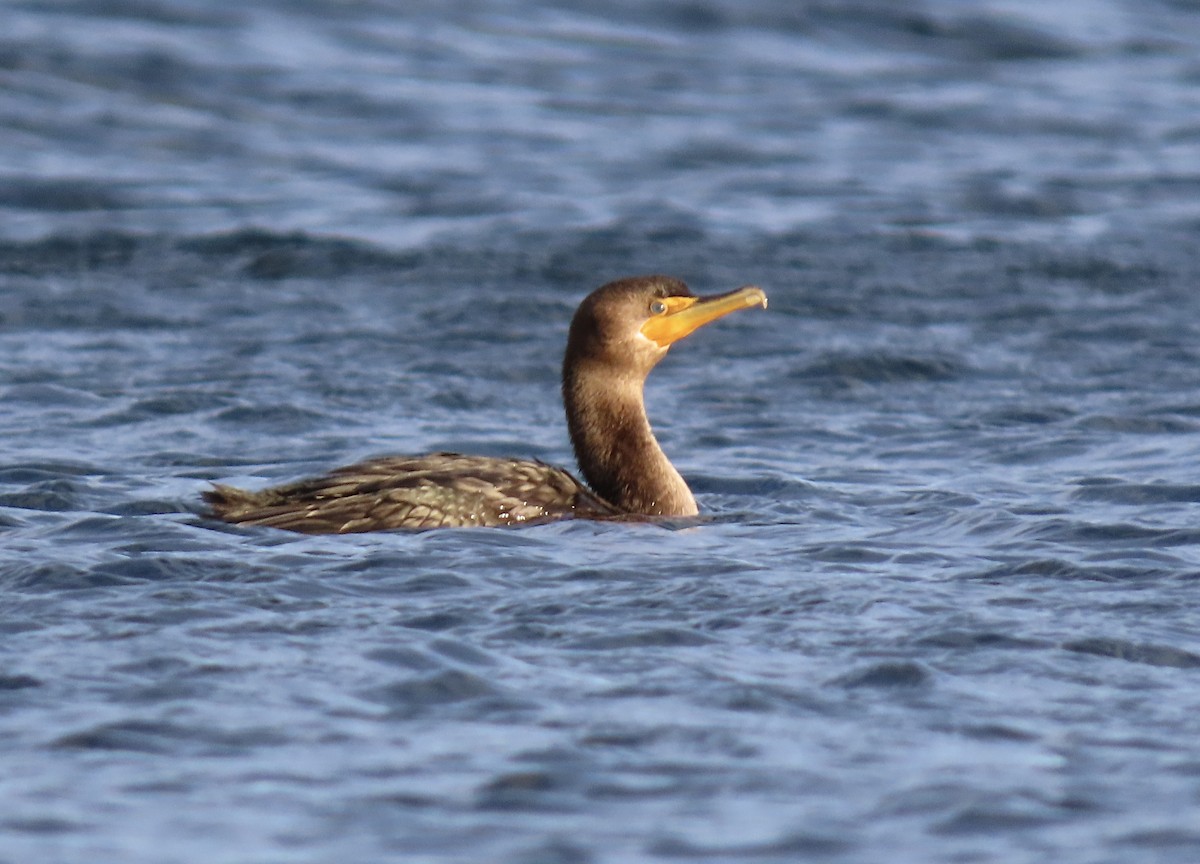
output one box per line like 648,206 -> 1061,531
562,360 -> 698,516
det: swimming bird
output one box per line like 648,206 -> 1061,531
204,275 -> 767,532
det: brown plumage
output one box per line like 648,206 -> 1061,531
204,275 -> 767,533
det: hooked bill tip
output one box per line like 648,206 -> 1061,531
740,285 -> 768,310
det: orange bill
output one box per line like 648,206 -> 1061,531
640,285 -> 768,348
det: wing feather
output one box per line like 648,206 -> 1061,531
204,452 -> 618,533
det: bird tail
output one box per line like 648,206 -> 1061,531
202,483 -> 259,519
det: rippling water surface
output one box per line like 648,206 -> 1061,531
3,1 -> 1200,862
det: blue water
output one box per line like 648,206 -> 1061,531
3,1 -> 1200,862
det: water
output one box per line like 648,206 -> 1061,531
3,1 -> 1200,862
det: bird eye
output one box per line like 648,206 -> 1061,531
649,300 -> 667,315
